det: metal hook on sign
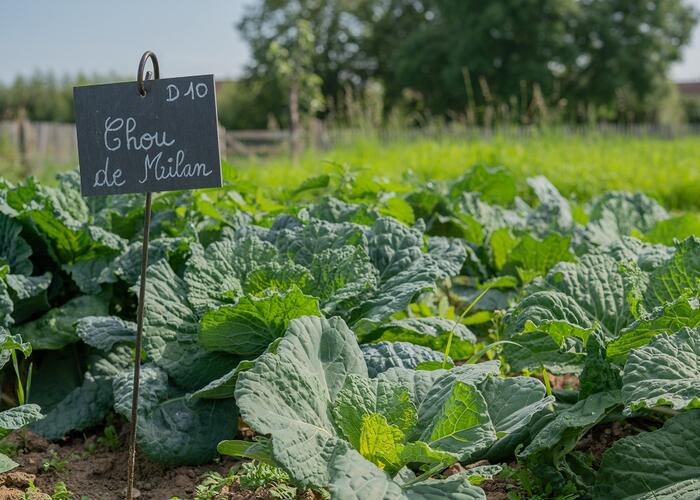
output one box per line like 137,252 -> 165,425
137,51 -> 160,95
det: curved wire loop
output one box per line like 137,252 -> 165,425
137,51 -> 160,95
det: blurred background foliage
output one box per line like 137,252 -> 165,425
1,0 -> 699,128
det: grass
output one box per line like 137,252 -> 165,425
226,130 -> 700,211
4,128 -> 700,211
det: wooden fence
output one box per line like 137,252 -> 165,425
2,119 -> 700,170
0,120 -> 78,171
0,120 -> 304,169
222,129 -> 291,157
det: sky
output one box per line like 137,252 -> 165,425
2,0 -> 700,84
0,0 -> 252,83
674,0 -> 700,81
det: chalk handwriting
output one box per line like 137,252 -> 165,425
104,117 -> 175,152
93,157 -> 126,188
139,149 -> 212,184
166,81 -> 208,102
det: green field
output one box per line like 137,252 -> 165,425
229,131 -> 700,211
5,130 -> 700,212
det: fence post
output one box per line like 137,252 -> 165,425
16,108 -> 33,176
218,123 -> 227,160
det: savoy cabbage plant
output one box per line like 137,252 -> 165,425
220,315 -> 552,496
3,165 -> 700,499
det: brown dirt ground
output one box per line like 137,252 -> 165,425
0,421 -> 326,500
444,460 -> 519,500
574,418 -> 654,469
0,428 -> 237,499
529,373 -> 579,391
479,472 -> 520,500
547,374 -> 579,391
0,418 -> 658,500
476,419 -> 653,499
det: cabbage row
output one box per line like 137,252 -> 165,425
0,166 -> 698,498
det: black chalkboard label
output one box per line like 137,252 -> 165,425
74,74 -> 222,196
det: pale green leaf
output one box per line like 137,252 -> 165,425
217,437 -> 274,464
15,295 -> 109,350
417,381 -> 496,461
0,404 -> 44,439
199,287 -> 320,357
398,441 -> 458,468
75,316 -> 136,351
0,453 -> 18,474
329,448 -> 486,499
645,237 -> 700,310
363,318 -> 476,360
488,228 -> 518,272
235,315 -> 367,487
361,342 -> 447,378
607,295 -> 700,363
622,327 -> 700,412
332,374 -> 417,448
358,413 -> 405,472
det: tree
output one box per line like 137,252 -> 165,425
388,0 -> 697,122
0,71 -> 76,122
353,0 -> 436,108
565,0 -> 697,121
265,19 -> 325,159
238,0 -> 368,106
235,0 -> 698,125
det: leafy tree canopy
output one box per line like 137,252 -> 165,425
236,0 -> 697,124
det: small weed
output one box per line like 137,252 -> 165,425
51,482 -> 72,500
499,464 -> 578,500
21,480 -> 39,500
193,463 -> 302,500
238,461 -> 290,489
0,440 -> 19,458
237,462 -> 330,499
194,470 -> 235,500
96,425 -> 120,451
83,441 -> 97,456
41,449 -> 67,473
269,483 -> 298,499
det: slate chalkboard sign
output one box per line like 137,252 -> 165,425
74,74 -> 222,196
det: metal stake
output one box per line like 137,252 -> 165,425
126,51 -> 159,500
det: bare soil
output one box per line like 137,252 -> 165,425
574,418 -> 654,468
479,472 -> 520,500
0,426 -> 238,500
0,418 -> 658,499
477,419 -> 653,498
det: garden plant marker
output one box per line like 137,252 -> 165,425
73,51 -> 222,500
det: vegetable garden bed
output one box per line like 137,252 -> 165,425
0,165 -> 699,499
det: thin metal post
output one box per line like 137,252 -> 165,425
126,191 -> 152,499
126,51 -> 159,500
